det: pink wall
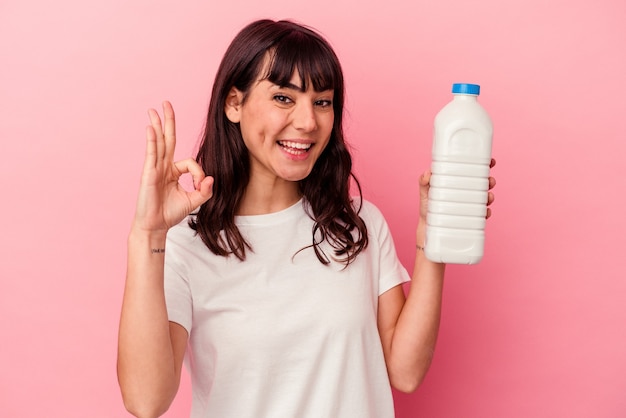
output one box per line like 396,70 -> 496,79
1,0 -> 624,417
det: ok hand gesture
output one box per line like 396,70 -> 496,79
132,101 -> 214,234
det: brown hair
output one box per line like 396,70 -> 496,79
190,19 -> 368,265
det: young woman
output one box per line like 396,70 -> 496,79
117,19 -> 495,418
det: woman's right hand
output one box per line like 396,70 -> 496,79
132,101 -> 214,234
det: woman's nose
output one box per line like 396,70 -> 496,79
292,102 -> 317,132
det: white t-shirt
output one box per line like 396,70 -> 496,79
164,198 -> 410,418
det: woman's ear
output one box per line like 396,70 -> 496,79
224,87 -> 244,123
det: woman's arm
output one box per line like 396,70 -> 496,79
117,102 -> 213,417
377,226 -> 445,393
378,165 -> 495,393
118,229 -> 188,417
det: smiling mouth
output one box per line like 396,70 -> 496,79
277,140 -> 313,155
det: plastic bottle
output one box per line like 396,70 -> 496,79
425,83 -> 493,264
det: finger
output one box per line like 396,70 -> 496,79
173,158 -> 208,187
490,158 -> 496,168
148,107 -> 166,163
487,191 -> 495,206
173,158 -> 214,208
188,176 -> 214,208
162,101 -> 177,164
419,170 -> 432,198
486,207 -> 492,219
488,176 -> 496,190
143,125 -> 158,171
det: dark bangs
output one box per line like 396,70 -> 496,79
264,30 -> 341,93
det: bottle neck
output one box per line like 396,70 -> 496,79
453,94 -> 478,100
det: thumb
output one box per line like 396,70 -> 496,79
188,176 -> 214,209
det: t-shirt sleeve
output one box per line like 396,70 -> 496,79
164,240 -> 193,334
360,200 -> 411,295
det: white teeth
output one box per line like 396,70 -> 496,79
283,147 -> 304,155
279,140 -> 312,150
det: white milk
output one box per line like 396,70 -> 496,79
425,83 -> 493,264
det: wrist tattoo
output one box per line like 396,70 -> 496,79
151,248 -> 165,254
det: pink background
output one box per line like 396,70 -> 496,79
1,0 -> 625,417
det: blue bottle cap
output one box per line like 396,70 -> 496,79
452,83 -> 480,95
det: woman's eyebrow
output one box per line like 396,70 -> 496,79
280,82 -> 303,91
273,80 -> 333,94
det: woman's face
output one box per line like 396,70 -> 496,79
225,67 -> 335,185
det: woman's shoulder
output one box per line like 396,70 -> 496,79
166,215 -> 201,248
352,196 -> 384,220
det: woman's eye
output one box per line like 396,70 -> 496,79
274,95 -> 293,104
315,99 -> 332,108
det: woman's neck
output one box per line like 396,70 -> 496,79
236,176 -> 301,216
